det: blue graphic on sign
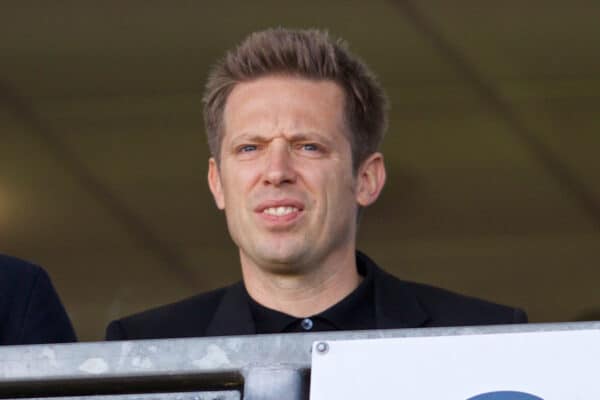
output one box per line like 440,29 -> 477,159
467,391 -> 543,400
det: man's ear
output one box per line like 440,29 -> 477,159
355,152 -> 386,207
208,157 -> 225,210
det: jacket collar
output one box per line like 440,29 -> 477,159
356,252 -> 429,329
205,252 -> 429,336
205,281 -> 256,336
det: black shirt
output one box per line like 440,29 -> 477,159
245,261 -> 375,334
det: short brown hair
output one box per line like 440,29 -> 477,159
203,28 -> 388,171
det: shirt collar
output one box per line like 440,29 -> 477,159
204,251 -> 429,337
245,255 -> 375,334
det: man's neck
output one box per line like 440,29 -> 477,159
240,250 -> 362,318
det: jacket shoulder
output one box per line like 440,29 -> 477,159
360,251 -> 527,328
106,286 -> 230,340
400,279 -> 528,326
0,254 -> 77,344
0,254 -> 43,285
0,254 -> 43,329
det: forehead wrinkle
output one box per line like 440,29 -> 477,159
230,130 -> 335,146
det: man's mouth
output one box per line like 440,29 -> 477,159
255,200 -> 305,222
262,206 -> 300,216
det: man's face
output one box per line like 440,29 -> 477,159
208,75 -> 384,274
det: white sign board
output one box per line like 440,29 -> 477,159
310,329 -> 600,400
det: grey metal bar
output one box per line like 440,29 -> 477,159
1,322 -> 598,399
242,367 -> 307,400
22,392 -> 240,400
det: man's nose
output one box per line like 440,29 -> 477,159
263,141 -> 296,186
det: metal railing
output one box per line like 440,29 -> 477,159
1,322 -> 598,400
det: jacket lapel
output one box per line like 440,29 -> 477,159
205,281 -> 256,336
359,252 -> 430,329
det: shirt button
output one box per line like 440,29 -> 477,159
301,318 -> 313,331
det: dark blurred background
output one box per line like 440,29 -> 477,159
1,1 -> 599,341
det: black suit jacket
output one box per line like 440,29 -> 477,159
0,254 -> 77,345
106,252 -> 527,340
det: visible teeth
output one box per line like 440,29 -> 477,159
263,206 -> 298,216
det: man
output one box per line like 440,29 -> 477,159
106,28 -> 526,340
1,254 -> 77,345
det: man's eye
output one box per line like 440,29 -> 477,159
301,143 -> 319,151
239,145 -> 257,153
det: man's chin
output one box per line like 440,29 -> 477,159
253,250 -> 312,275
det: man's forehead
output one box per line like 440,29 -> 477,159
221,76 -> 347,141
225,75 -> 344,109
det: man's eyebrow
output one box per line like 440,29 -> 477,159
287,132 -> 332,144
230,132 -> 334,145
230,133 -> 270,144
